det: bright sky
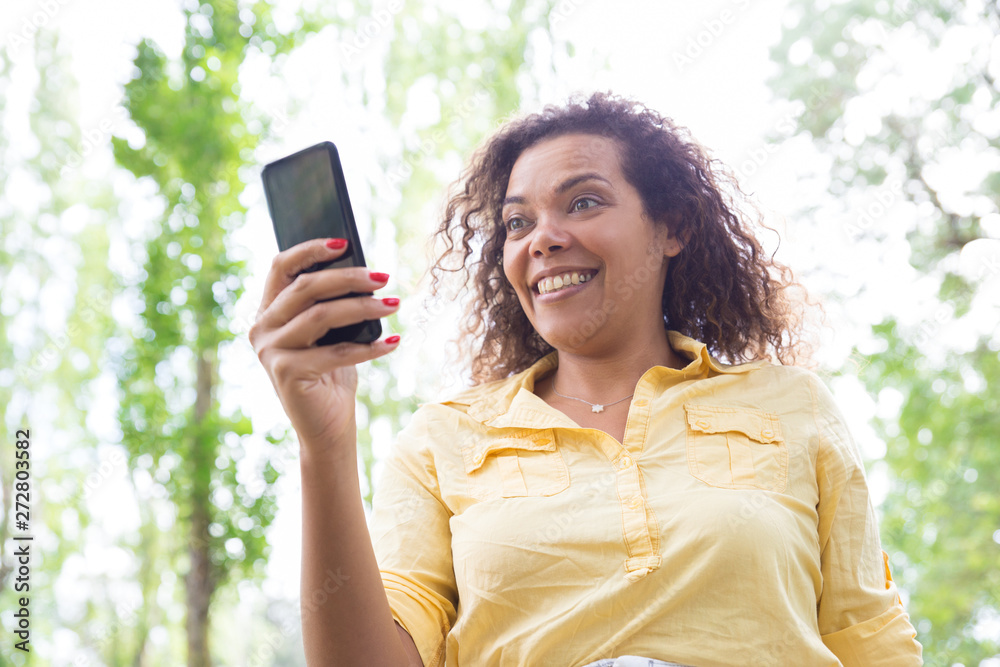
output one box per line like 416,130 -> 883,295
3,0 -> 997,663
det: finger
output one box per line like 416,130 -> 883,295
258,238 -> 350,316
267,333 -> 403,381
270,294 -> 401,349
260,268 -> 392,333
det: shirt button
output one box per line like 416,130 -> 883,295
619,455 -> 633,469
634,399 -> 648,407
475,452 -> 486,465
629,496 -> 643,509
696,419 -> 710,429
761,429 -> 774,439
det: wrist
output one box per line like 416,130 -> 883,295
299,436 -> 355,466
298,431 -> 359,482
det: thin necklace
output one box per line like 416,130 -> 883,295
551,384 -> 634,413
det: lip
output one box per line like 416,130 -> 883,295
530,267 -> 599,293
533,278 -> 594,303
530,269 -> 600,305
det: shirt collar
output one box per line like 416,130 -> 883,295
448,331 -> 767,427
666,330 -> 768,376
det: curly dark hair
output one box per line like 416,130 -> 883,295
430,91 -> 810,383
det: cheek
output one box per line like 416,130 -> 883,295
501,247 -> 535,316
501,246 -> 521,289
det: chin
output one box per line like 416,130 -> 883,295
535,326 -> 602,355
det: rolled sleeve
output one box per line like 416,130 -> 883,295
382,571 -> 453,667
811,376 -> 922,665
821,585 -> 922,667
370,411 -> 458,667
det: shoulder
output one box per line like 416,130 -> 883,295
710,358 -> 836,405
394,374 -> 519,446
437,378 -> 510,409
419,353 -> 555,413
702,360 -> 860,456
747,363 -> 852,429
403,376 -> 516,425
740,359 -> 826,385
755,364 -> 865,468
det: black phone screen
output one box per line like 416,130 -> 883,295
262,142 -> 382,345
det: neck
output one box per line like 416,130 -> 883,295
548,330 -> 687,402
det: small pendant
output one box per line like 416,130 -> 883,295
591,404 -> 604,413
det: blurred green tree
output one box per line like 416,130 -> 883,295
769,1 -> 1000,664
111,2 -> 321,664
0,32 -> 121,666
0,46 -> 19,611
110,0 -> 573,661
2,1 -> 577,663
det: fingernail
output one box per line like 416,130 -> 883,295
385,334 -> 401,345
381,297 -> 400,307
326,238 -> 347,249
369,271 -> 390,282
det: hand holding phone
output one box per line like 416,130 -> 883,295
261,141 -> 382,345
251,143 -> 401,452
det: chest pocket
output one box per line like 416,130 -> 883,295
461,429 -> 569,500
684,404 -> 788,492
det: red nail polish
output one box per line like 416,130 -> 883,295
385,335 -> 401,345
381,297 -> 400,307
326,238 -> 347,249
369,271 -> 390,282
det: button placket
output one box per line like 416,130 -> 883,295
609,370 -> 661,580
613,447 -> 658,578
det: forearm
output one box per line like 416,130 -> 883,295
299,436 -> 413,667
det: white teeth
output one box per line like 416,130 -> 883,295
537,271 -> 592,295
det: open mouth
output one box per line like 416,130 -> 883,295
535,270 -> 596,296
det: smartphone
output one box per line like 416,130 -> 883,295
261,141 -> 382,345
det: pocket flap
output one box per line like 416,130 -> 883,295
462,429 -> 557,473
684,404 -> 783,444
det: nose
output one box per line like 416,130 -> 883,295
528,213 -> 571,258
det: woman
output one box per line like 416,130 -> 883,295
250,92 -> 923,666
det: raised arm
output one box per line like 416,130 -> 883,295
250,238 -> 421,666
298,437 -> 422,666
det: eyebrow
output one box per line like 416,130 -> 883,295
501,173 -> 613,208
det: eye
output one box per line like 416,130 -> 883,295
571,197 -> 600,212
505,216 -> 530,232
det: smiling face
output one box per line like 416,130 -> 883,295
501,133 -> 682,355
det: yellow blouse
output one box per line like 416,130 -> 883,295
370,332 -> 923,667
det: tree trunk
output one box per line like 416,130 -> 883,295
186,503 -> 212,667
186,349 -> 216,667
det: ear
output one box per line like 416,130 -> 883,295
655,218 -> 686,259
662,231 -> 684,258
